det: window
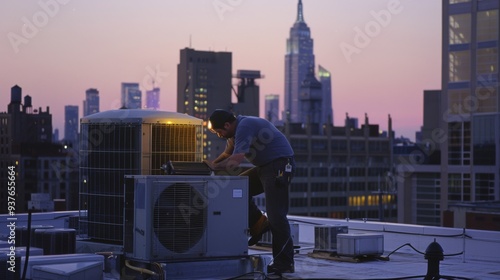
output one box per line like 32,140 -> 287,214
449,51 -> 471,82
473,115 -> 496,165
477,10 -> 498,43
449,14 -> 471,45
475,173 -> 495,201
477,48 -> 497,75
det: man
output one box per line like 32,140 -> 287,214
204,109 -> 296,275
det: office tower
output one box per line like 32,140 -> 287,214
146,87 -> 160,110
64,105 -> 79,143
83,88 -> 99,116
441,1 -> 499,204
397,0 -> 500,228
319,65 -> 333,126
177,47 -> 232,160
284,0 -> 315,122
232,70 -> 261,117
265,94 -> 280,124
121,83 -> 142,109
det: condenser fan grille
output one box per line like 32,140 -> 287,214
153,183 -> 207,253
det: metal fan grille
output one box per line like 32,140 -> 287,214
153,183 -> 207,254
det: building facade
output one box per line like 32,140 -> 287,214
265,94 -> 280,124
397,0 -> 500,228
146,87 -> 160,110
83,88 -> 99,116
255,114 -> 396,220
64,105 -> 79,144
319,65 -> 333,126
0,85 -> 78,213
121,83 -> 142,109
176,48 -> 232,160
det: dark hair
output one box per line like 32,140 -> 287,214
209,109 -> 236,129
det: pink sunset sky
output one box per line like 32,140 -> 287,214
0,0 -> 442,141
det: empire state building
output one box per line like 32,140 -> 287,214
284,0 -> 316,123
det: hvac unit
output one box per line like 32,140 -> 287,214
80,109 -> 203,244
32,261 -> 103,280
337,233 -> 384,257
20,253 -> 105,280
314,225 -> 348,252
124,175 -> 248,261
33,228 -> 76,255
260,222 -> 299,246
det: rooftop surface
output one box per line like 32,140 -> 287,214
1,211 -> 499,279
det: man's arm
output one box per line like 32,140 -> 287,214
204,153 -> 245,171
213,152 -> 231,164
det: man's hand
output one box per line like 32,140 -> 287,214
203,153 -> 245,171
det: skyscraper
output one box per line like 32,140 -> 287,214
319,65 -> 333,126
284,0 -> 315,123
265,94 -> 280,124
441,0 -> 499,204
146,87 -> 160,110
121,83 -> 142,109
176,47 -> 232,160
64,105 -> 79,143
397,0 -> 500,228
83,88 -> 99,116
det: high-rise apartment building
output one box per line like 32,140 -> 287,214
0,85 -> 77,213
121,83 -> 142,109
64,105 -> 79,143
397,0 -> 500,228
177,47 -> 232,160
146,87 -> 160,110
83,88 -> 99,116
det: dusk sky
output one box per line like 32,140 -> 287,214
1,0 -> 442,140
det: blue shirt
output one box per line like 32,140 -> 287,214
224,116 -> 294,166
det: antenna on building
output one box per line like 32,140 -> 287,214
189,34 -> 192,48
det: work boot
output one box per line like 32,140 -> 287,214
267,262 -> 295,275
248,215 -> 270,246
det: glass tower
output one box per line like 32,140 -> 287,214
83,88 -> 99,116
441,0 -> 499,211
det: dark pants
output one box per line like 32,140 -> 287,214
240,157 -> 295,266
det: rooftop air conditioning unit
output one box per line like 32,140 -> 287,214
124,175 -> 248,261
337,233 -> 384,257
314,225 -> 348,252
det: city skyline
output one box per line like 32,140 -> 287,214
0,0 -> 442,140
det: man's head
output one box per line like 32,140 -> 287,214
208,109 -> 236,138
